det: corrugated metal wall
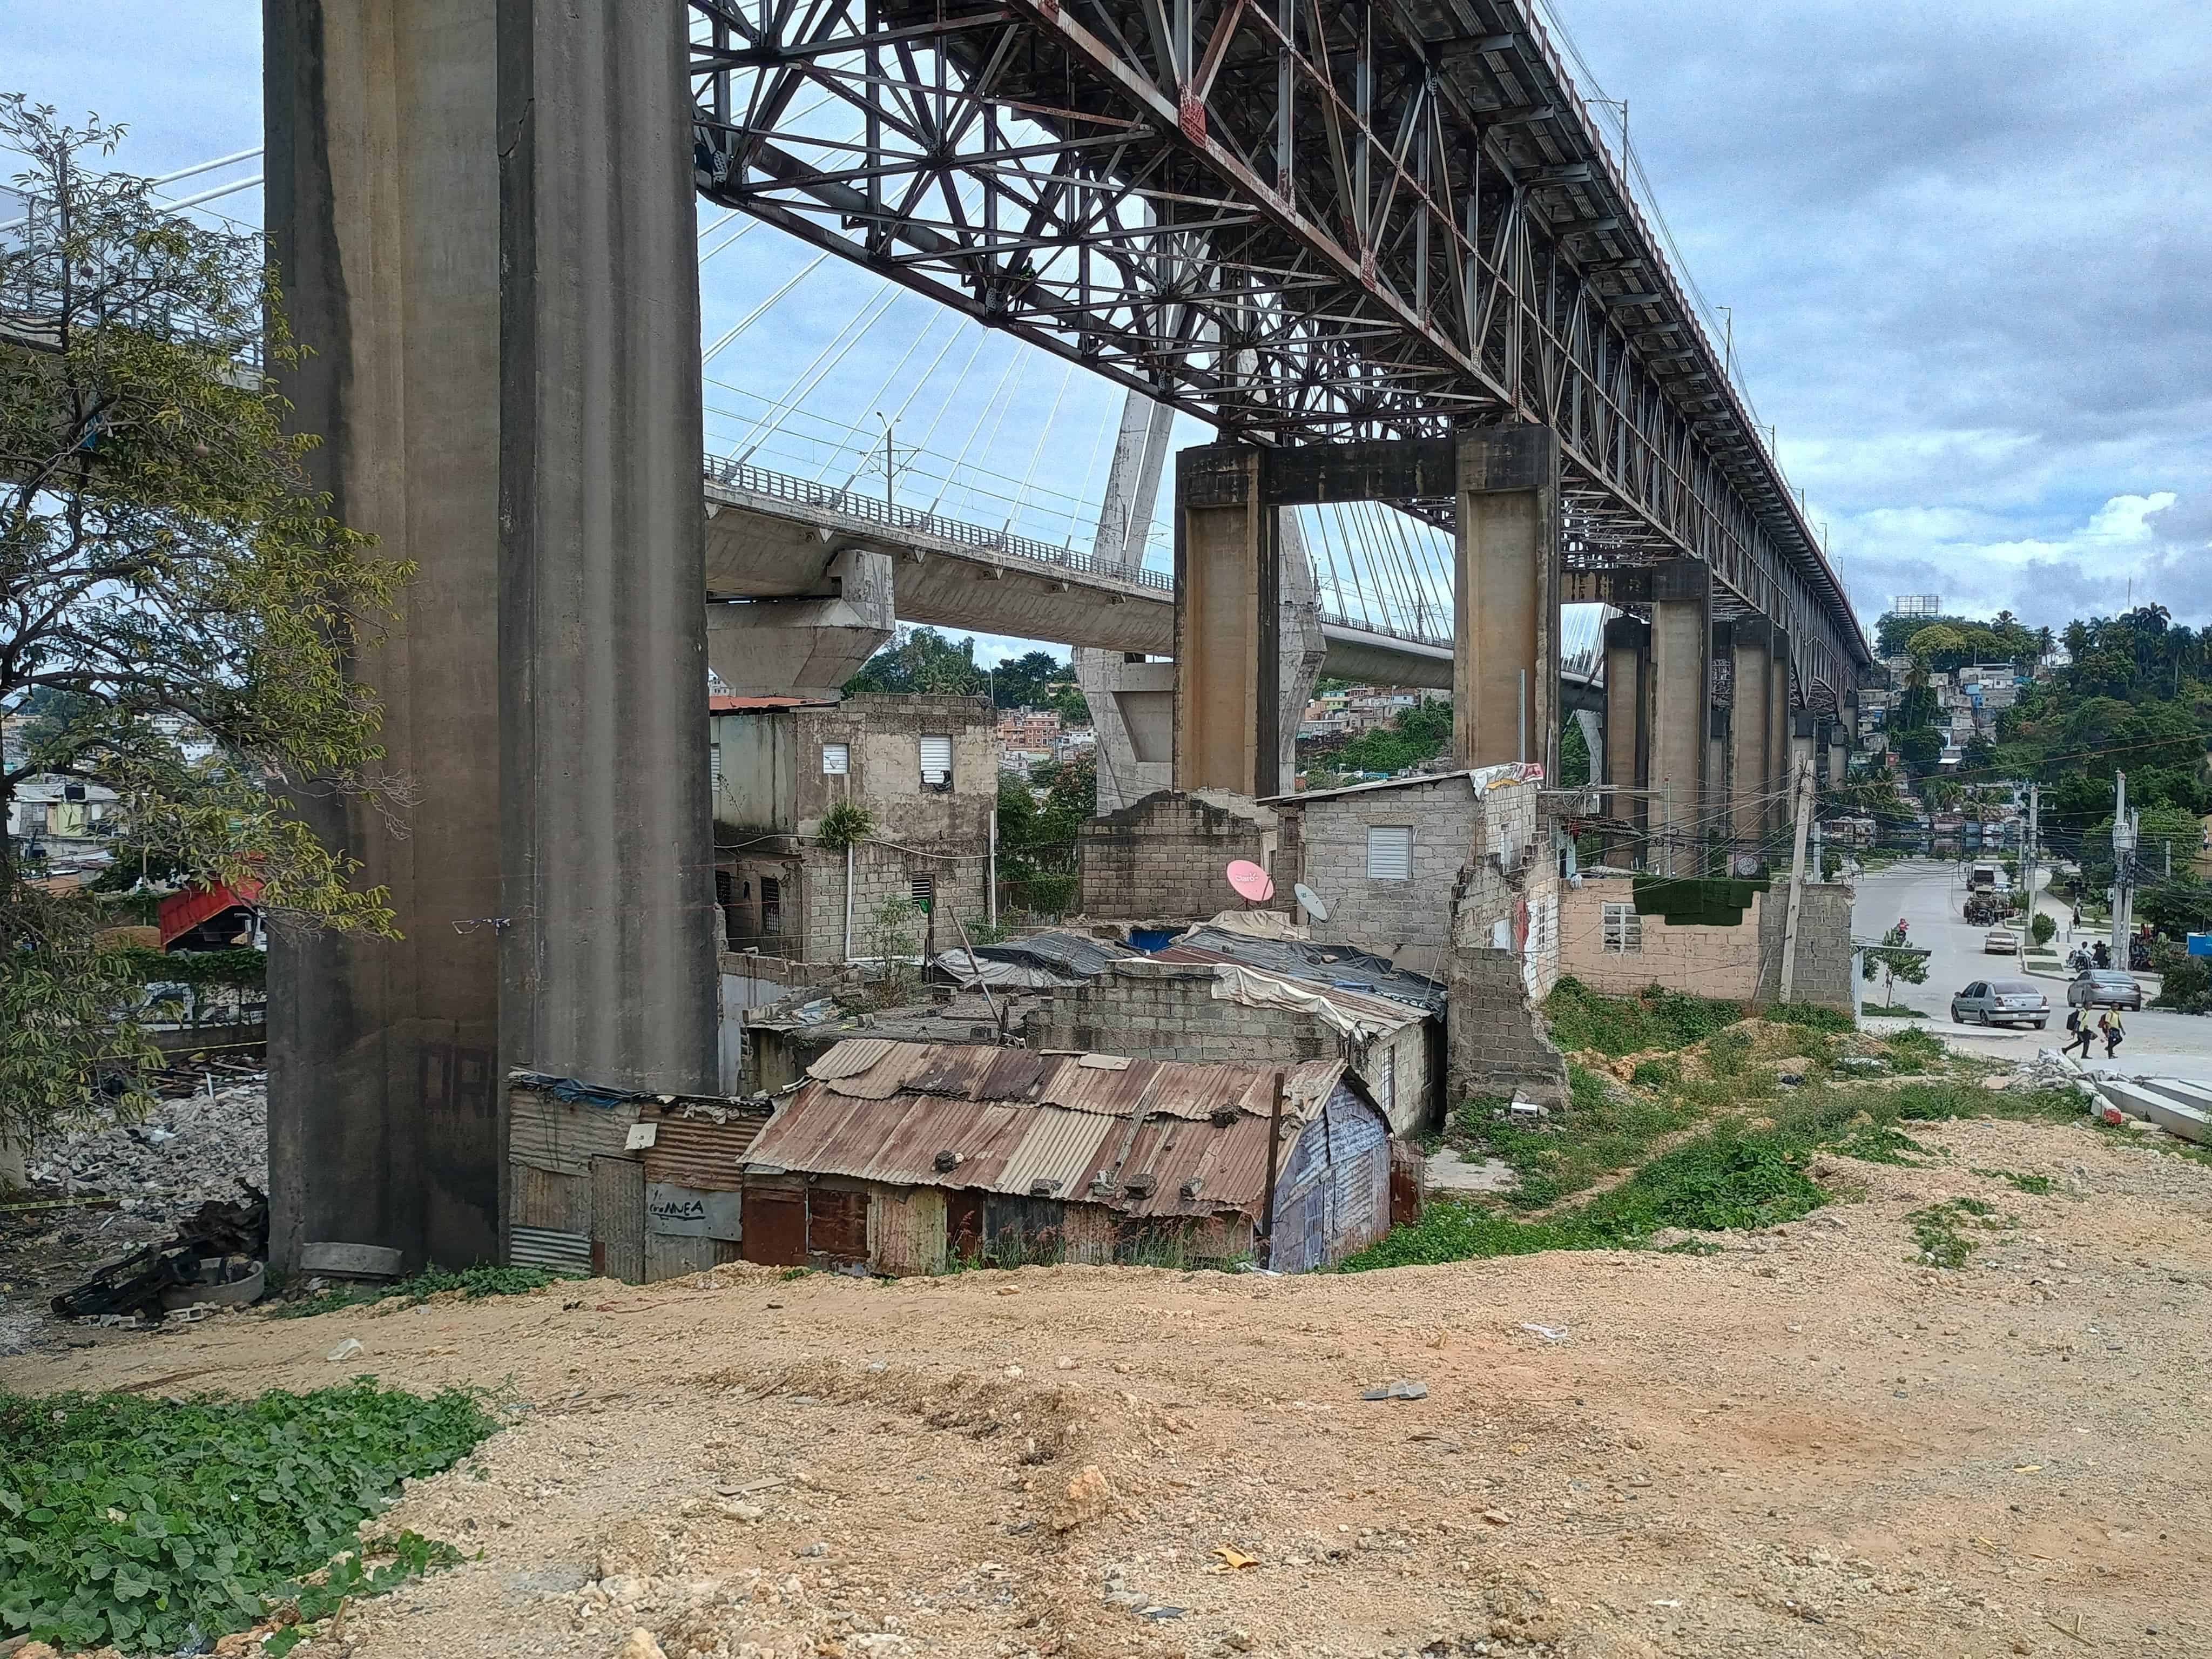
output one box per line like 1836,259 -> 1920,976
868,1186 -> 947,1274
1267,1079 -> 1391,1273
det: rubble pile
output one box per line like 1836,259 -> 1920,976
28,1074 -> 269,1220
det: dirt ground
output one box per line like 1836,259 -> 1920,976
6,1114 -> 2210,1659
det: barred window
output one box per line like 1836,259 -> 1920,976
1602,901 -> 1642,954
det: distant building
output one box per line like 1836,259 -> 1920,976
710,693 -> 994,965
995,706 -> 1063,769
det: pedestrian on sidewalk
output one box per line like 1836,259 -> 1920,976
2064,1007 -> 2094,1059
2103,1008 -> 2126,1061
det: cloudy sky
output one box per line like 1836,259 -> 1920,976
12,0 -> 2212,643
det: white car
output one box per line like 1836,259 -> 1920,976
1983,928 -> 2018,955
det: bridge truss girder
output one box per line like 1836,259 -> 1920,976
686,0 -> 1869,710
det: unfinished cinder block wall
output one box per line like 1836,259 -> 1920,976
1027,959 -> 1436,1133
1076,790 -> 1279,920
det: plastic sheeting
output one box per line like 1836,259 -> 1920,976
1206,963 -> 1425,1042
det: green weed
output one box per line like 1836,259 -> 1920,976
272,1264 -> 578,1321
1971,1166 -> 2055,1196
1541,979 -> 1749,1057
1440,1063 -> 1702,1211
1765,1002 -> 1857,1035
1881,1027 -> 1949,1071
1341,1123 -> 1825,1271
1629,1057 -> 1682,1089
1833,1124 -> 1933,1165
1864,1002 -> 1926,1018
0,1381 -> 495,1651
1907,1197 -> 2014,1268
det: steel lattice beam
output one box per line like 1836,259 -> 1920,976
687,0 -> 1870,709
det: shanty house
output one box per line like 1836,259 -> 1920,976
739,1040 -> 1393,1274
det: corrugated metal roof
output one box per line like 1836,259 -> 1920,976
758,1041 -> 1352,1218
642,1111 -> 766,1191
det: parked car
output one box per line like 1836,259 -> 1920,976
1951,979 -> 2049,1028
1982,928 -> 2019,955
2067,969 -> 2144,1011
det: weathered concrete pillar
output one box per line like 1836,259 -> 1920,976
1453,425 -> 1559,774
1274,508 -> 1330,792
1174,446 -> 1279,795
1765,625 -> 1793,841
1602,614 -> 1649,854
1077,392 -> 1176,814
1647,561 -> 1711,876
498,0 -> 719,1094
1708,619 -> 1735,863
705,548 -> 894,699
1730,618 -> 1777,848
1790,711 -> 1818,799
1825,717 -> 1850,790
264,1 -> 504,1273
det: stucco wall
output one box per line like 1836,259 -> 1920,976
1556,875 -> 1854,1013
713,694 -> 994,962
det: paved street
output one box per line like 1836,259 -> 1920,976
1851,860 -> 2212,1080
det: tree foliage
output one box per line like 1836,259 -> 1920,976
1862,925 -> 1927,1008
2,101 -> 406,1158
844,629 -> 1088,721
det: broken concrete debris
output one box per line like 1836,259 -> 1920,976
1361,1378 -> 1429,1401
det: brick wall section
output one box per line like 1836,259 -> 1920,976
1077,790 -> 1280,920
1024,959 -> 1436,1134
1447,945 -> 1569,1108
1555,875 -> 1854,1013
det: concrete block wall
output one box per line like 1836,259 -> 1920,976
1752,882 -> 1854,1012
1077,790 -> 1279,920
1289,779 -> 1481,961
797,839 -> 986,967
1447,945 -> 1569,1108
1026,960 -> 1435,1134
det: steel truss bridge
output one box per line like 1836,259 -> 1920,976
686,0 -> 1871,709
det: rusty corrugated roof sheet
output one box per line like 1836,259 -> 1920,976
751,1041 -> 1348,1219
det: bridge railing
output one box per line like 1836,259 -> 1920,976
704,455 -> 1174,595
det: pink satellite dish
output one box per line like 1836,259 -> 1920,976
1226,860 -> 1275,903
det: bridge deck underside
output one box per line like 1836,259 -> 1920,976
688,0 -> 1869,711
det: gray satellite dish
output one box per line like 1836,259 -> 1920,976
1294,882 -> 1330,922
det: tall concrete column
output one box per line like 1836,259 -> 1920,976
1453,425 -> 1559,774
1729,618 -> 1778,848
1825,718 -> 1850,790
1274,508 -> 1330,792
1765,626 -> 1793,841
1647,561 -> 1711,877
1602,614 -> 1649,855
1790,712 -> 1817,800
264,2 -> 504,1273
498,0 -> 719,1094
1080,390 -> 1176,813
1708,619 -> 1735,860
1174,446 -> 1278,795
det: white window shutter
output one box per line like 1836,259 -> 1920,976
919,734 -> 953,784
1365,825 -> 1412,881
710,744 -> 723,788
821,741 -> 849,775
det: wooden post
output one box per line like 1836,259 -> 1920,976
1779,759 -> 1813,1003
1257,1069 -> 1286,1268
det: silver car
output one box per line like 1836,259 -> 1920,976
1950,978 -> 2049,1029
2067,969 -> 2144,1012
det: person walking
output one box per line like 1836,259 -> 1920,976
2064,1006 -> 2094,1059
2103,1008 -> 2126,1061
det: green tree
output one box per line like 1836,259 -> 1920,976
2,102 -> 406,1177
1558,713 -> 1591,787
1862,925 -> 1928,1009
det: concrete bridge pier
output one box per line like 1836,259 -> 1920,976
1453,426 -> 1559,776
1646,561 -> 1712,876
262,0 -> 718,1272
1079,391 -> 1176,814
262,0 -> 504,1274
1602,615 -> 1650,859
705,546 -> 895,699
1170,446 -> 1327,798
1728,618 -> 1779,848
497,0 -> 720,1101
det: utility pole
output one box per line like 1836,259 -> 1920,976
1779,759 -> 1815,1003
2110,771 -> 2135,967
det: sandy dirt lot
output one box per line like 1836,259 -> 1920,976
6,1114 -> 2210,1659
